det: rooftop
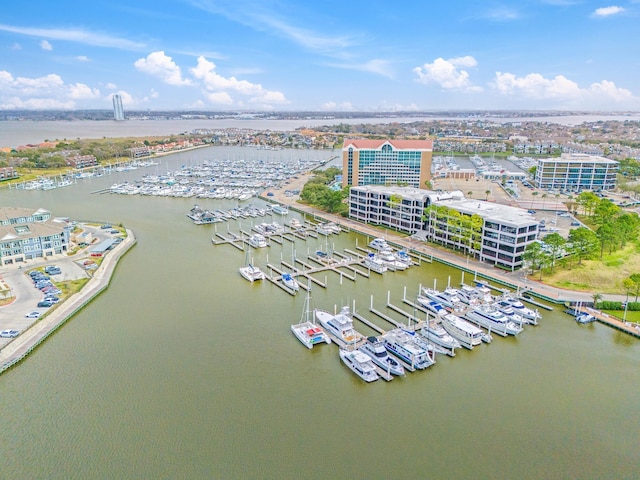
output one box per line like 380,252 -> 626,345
343,138 -> 433,151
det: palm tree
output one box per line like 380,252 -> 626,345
467,191 -> 473,199
485,190 -> 491,201
592,292 -> 603,309
531,191 -> 539,209
541,193 -> 548,209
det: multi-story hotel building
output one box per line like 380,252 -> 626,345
112,94 -> 125,121
348,185 -> 539,270
534,153 -> 618,192
0,207 -> 71,266
342,139 -> 432,189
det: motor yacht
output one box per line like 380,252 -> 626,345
363,253 -> 388,274
465,305 -> 523,336
440,313 -> 484,349
377,249 -> 407,271
368,237 -> 390,251
315,306 -> 359,345
416,297 -> 448,317
499,294 -> 541,324
339,349 -> 379,382
382,329 -> 435,370
419,319 -> 461,351
247,233 -> 268,248
421,287 -> 463,311
359,337 -> 405,376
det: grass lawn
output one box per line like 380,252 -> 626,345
542,242 -> 640,294
602,309 -> 640,323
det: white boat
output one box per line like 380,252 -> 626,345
281,272 -> 299,291
359,337 -> 405,376
339,349 -> 379,382
289,218 -> 302,229
421,287 -> 463,311
382,329 -> 435,370
416,297 -> 448,317
500,294 -> 541,324
493,300 -> 528,326
315,306 -> 359,345
368,237 -> 390,251
465,305 -> 523,336
575,312 -> 596,324
419,319 -> 461,351
239,264 -> 266,282
363,253 -> 388,274
395,250 -> 413,267
440,313 -> 484,349
316,223 -> 333,235
459,283 -> 495,305
290,289 -> 331,349
377,249 -> 407,271
272,204 -> 289,215
247,233 -> 268,248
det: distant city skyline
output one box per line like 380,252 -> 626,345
1,1 -> 640,112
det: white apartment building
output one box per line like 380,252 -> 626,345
534,153 -> 618,192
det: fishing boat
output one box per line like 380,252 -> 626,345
281,272 -> 299,291
290,288 -> 331,349
363,253 -> 388,274
338,349 -> 379,382
465,305 -> 523,336
359,337 -> 405,376
440,313 -> 484,349
315,306 -> 359,345
382,329 -> 435,370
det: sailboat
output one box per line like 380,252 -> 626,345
291,284 -> 331,348
239,246 -> 265,282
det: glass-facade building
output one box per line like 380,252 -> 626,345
342,139 -> 432,189
534,153 -> 618,192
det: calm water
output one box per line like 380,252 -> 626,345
0,146 -> 639,479
3,114 -> 640,147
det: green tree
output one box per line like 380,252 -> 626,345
593,199 -> 620,226
596,224 -> 616,257
567,227 -> 599,265
542,232 -> 566,272
624,274 -> 640,301
523,242 -> 549,279
578,191 -> 599,217
531,191 -> 539,208
387,194 -> 403,231
592,292 -> 603,309
485,190 -> 491,201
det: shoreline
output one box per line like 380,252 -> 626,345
0,228 -> 137,374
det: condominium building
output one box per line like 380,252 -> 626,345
0,207 -> 70,266
348,185 -> 539,270
112,94 -> 125,121
342,139 -> 432,189
534,153 -> 618,192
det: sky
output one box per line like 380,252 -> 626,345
1,0 -> 640,112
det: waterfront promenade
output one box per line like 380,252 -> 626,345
265,172 -> 626,308
0,229 -> 136,374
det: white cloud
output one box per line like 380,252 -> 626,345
149,88 -> 159,99
68,83 -> 101,99
75,55 -> 90,62
414,56 -> 482,92
111,90 -> 134,106
190,56 -> 288,106
491,71 -> 637,108
0,69 -> 103,109
11,43 -> 21,50
320,101 -> 354,111
328,59 -> 394,78
105,82 -> 117,90
592,6 -> 625,17
0,24 -> 145,50
134,51 -> 193,86
39,39 -> 53,51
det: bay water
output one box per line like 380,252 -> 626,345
0,146 -> 638,479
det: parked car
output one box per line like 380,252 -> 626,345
100,224 -> 112,229
44,296 -> 60,304
25,311 -> 41,319
0,329 -> 19,338
42,287 -> 62,295
38,300 -> 55,308
571,221 -> 581,226
110,229 -> 119,234
44,265 -> 61,275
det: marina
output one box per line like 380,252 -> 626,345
1,144 -> 638,479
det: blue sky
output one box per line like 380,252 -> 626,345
1,0 -> 639,111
